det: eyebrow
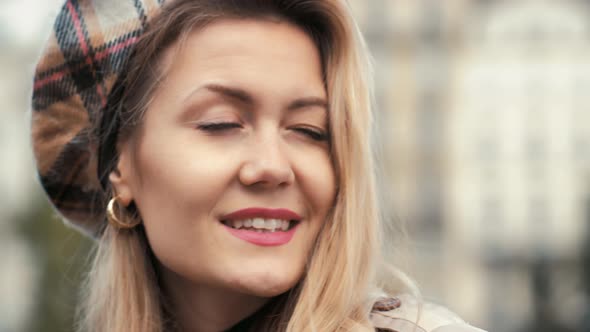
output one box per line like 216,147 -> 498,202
183,83 -> 328,111
287,96 -> 328,111
201,83 -> 254,105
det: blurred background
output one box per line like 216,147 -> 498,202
1,0 -> 589,331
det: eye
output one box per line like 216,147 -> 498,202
292,126 -> 329,142
196,122 -> 242,132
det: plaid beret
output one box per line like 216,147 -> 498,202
31,0 -> 167,236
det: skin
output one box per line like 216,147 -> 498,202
110,19 -> 336,331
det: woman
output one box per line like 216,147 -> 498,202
31,0 -> 487,331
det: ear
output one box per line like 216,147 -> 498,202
108,144 -> 135,207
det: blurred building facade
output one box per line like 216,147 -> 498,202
353,1 -> 590,332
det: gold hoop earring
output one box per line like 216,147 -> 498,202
106,197 -> 141,229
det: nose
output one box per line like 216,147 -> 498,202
238,131 -> 295,189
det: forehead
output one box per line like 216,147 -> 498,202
155,18 -> 326,100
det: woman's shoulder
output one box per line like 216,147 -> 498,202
370,294 -> 488,332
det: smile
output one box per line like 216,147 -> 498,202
220,207 -> 302,246
221,218 -> 294,232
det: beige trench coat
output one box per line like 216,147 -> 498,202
371,295 -> 488,332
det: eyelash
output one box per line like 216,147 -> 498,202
292,127 -> 328,142
196,122 -> 329,142
196,122 -> 242,131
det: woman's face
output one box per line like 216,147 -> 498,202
111,19 -> 336,298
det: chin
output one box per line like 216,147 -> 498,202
228,269 -> 302,298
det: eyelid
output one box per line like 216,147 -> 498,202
294,123 -> 327,132
291,125 -> 329,142
182,101 -> 243,124
196,121 -> 243,131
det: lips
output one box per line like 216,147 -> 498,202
220,207 -> 302,246
221,207 -> 302,221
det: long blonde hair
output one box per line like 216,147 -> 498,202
79,1 -> 410,331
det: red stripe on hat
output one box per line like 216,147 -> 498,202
95,36 -> 139,61
34,36 -> 140,91
34,69 -> 70,90
67,0 -> 107,107
67,1 -> 90,56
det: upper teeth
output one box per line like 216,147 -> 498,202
226,218 -> 290,231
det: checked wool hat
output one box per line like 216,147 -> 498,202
31,0 -> 167,236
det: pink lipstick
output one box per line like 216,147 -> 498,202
220,207 -> 302,246
222,207 -> 302,221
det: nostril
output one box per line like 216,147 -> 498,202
238,158 -> 295,187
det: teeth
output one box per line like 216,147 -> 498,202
267,219 -> 276,229
280,221 -> 289,231
226,218 -> 292,232
252,218 -> 265,228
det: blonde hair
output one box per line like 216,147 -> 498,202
79,1 -> 412,331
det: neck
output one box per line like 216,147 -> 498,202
159,267 -> 269,332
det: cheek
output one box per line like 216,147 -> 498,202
132,133 -> 236,211
296,149 -> 337,216
129,133 -> 236,249
129,136 -> 240,283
